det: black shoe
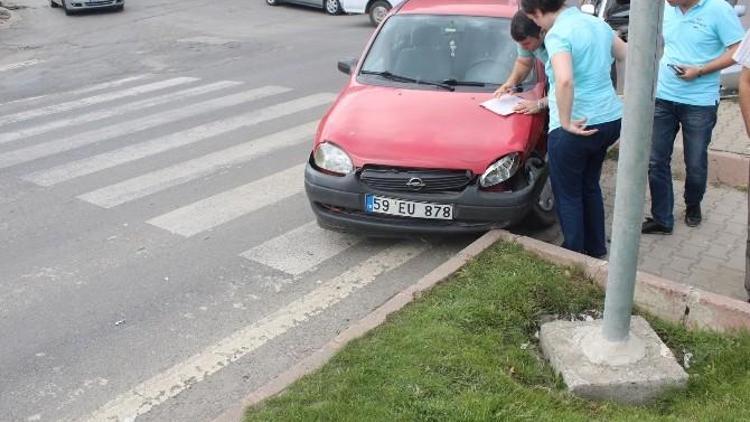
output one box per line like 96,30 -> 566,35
641,218 -> 673,235
685,205 -> 702,227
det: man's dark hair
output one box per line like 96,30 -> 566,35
510,10 -> 541,42
520,0 -> 565,14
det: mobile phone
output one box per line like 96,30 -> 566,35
667,64 -> 685,76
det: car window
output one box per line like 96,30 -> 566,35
360,14 -> 534,90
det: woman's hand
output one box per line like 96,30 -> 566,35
563,118 -> 599,136
513,99 -> 545,115
494,82 -> 514,98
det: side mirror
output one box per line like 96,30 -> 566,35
581,4 -> 596,15
736,4 -> 746,17
337,58 -> 358,75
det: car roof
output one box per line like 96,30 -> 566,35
396,0 -> 519,18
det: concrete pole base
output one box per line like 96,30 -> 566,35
539,316 -> 688,405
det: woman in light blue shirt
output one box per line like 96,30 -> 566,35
521,0 -> 627,258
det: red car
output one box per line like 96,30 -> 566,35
305,0 -> 553,235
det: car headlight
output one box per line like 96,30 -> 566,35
313,142 -> 354,176
479,153 -> 521,187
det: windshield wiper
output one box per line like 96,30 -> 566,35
360,70 -> 454,91
441,79 -> 492,87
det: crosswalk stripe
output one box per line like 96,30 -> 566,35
76,122 -> 318,207
241,221 -> 364,276
0,80 -> 243,145
0,75 -> 152,108
147,164 -> 306,237
0,76 -> 198,127
24,95 -> 328,187
0,86 -> 290,169
0,59 -> 44,73
78,242 -> 427,422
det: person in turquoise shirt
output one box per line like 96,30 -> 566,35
521,0 -> 627,258
642,0 -> 744,234
495,11 -> 549,114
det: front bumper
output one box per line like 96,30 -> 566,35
67,0 -> 122,9
304,159 -> 548,236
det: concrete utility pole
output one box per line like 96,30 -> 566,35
539,1 -> 688,405
600,0 -> 664,342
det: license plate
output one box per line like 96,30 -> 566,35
364,194 -> 453,220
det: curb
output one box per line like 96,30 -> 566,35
213,229 -> 750,421
212,230 -> 506,422
676,146 -> 749,189
610,144 -> 749,189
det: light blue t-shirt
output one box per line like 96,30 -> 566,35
657,0 -> 744,106
544,7 -> 622,132
517,43 -> 549,65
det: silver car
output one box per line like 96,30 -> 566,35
50,0 -> 125,15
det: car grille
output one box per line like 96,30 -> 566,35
85,0 -> 114,5
359,167 -> 473,193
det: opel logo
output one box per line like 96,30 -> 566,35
406,177 -> 426,190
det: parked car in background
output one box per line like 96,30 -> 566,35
50,0 -> 124,15
266,0 -> 343,15
305,0 -> 554,236
340,0 -> 406,26
581,0 -> 746,96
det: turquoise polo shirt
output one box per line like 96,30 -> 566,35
517,43 -> 549,65
544,7 -> 622,132
657,0 -> 744,106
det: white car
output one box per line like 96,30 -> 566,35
50,0 -> 124,15
340,0 -> 405,26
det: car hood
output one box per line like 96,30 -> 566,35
317,84 -> 540,175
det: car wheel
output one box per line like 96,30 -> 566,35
50,0 -> 60,8
324,0 -> 341,15
61,0 -> 73,15
369,0 -> 390,26
266,0 -> 281,5
115,4 -> 124,11
525,174 -> 557,228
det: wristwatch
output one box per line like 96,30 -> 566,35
697,64 -> 705,77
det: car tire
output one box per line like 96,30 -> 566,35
324,0 -> 341,15
525,172 -> 557,229
50,0 -> 60,8
61,0 -> 73,15
115,4 -> 124,11
368,0 -> 390,26
266,0 -> 281,6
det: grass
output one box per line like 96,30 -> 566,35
244,242 -> 750,422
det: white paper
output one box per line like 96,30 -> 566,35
480,95 -> 523,116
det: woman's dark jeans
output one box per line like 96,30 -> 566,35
648,98 -> 718,229
548,119 -> 622,257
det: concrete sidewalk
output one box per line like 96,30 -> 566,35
525,159 -> 748,303
601,160 -> 748,302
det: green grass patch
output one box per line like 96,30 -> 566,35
245,242 -> 750,422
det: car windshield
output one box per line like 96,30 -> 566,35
360,14 -> 528,90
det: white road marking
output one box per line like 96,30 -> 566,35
0,75 -> 152,108
0,80 -> 242,145
241,221 -> 364,276
0,77 -> 199,127
76,122 -> 318,207
0,86 -> 290,169
77,242 -> 426,422
25,95 -> 328,186
0,59 -> 44,73
147,164 -> 306,237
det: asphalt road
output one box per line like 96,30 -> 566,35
0,2 -> 477,421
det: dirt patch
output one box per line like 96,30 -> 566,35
0,2 -> 28,10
